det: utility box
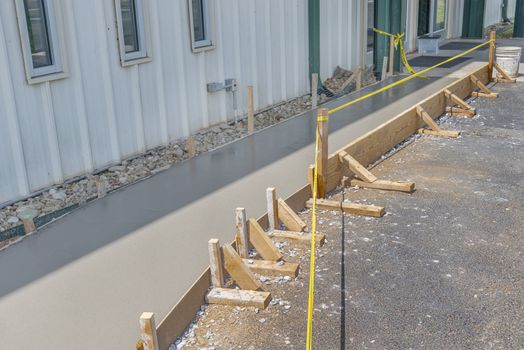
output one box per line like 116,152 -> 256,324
418,34 -> 441,55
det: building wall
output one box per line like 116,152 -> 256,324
319,0 -> 366,78
484,0 -> 504,26
507,0 -> 517,18
0,0 -> 312,205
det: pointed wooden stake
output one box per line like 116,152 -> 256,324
206,288 -> 271,308
349,179 -> 415,193
139,313 -> 159,350
235,208 -> 249,258
266,187 -> 278,231
208,239 -> 225,288
243,259 -> 299,278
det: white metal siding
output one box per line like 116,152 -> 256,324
0,0 -> 310,205
320,0 -> 365,79
507,0 -> 517,18
484,0 -> 504,27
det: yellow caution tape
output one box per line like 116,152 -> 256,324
305,116 -> 321,350
373,27 -> 424,78
305,37 -> 494,349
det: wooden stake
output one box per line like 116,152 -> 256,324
248,218 -> 282,261
221,244 -> 262,291
306,198 -> 384,218
311,73 -> 318,109
266,187 -> 278,231
247,86 -> 254,134
316,108 -> 329,198
472,91 -> 498,99
235,208 -> 249,258
444,89 -> 475,112
208,239 -> 225,288
338,150 -> 377,183
22,218 -> 36,234
488,30 -> 495,82
445,106 -> 475,118
381,56 -> 388,81
139,312 -> 159,350
277,198 -> 307,232
186,136 -> 196,158
356,67 -> 362,90
268,230 -> 326,247
389,36 -> 395,76
206,288 -> 271,308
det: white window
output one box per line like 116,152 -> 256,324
115,0 -> 152,66
418,0 -> 447,36
15,0 -> 68,84
188,0 -> 215,52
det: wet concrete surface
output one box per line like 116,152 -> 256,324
180,82 -> 523,349
0,67 -> 468,349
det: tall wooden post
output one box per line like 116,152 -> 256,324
139,313 -> 159,350
235,208 -> 249,258
316,108 -> 329,198
311,73 -> 318,109
488,30 -> 495,82
247,86 -> 254,134
388,36 -> 395,76
266,187 -> 278,231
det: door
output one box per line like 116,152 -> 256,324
462,0 -> 486,38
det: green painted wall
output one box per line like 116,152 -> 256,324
374,0 -> 405,76
514,0 -> 524,37
462,0 -> 486,38
308,0 -> 320,83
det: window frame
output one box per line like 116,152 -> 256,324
114,0 -> 152,67
418,0 -> 448,37
188,0 -> 216,53
14,0 -> 68,84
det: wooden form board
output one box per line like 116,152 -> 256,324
154,64 -> 491,349
315,64 -> 490,195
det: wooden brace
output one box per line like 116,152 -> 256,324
494,63 -> 516,82
446,106 -> 475,118
444,89 -> 475,112
306,198 -> 385,218
416,106 -> 460,138
470,75 -> 498,98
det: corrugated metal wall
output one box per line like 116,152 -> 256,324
507,0 -> 517,18
485,0 -> 504,26
319,0 -> 365,79
0,0 -> 312,205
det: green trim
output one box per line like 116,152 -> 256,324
308,0 -> 320,82
374,0 -> 404,76
514,0 -> 524,38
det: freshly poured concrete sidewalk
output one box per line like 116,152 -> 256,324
0,64 -> 482,349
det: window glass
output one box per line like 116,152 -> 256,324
120,0 -> 140,53
433,0 -> 446,31
418,0 -> 430,36
192,0 -> 206,42
23,0 -> 52,68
